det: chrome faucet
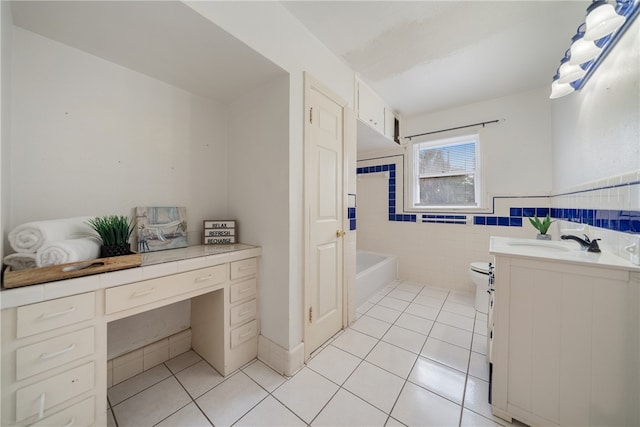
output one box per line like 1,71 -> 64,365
561,234 -> 601,253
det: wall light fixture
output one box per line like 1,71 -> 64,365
549,0 -> 639,99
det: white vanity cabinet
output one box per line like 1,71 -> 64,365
489,242 -> 640,427
1,245 -> 261,426
190,257 -> 259,376
1,293 -> 104,427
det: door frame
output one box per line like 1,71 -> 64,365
303,72 -> 349,360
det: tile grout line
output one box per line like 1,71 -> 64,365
158,355 -> 222,426
378,281 -> 441,424
110,280 -> 485,427
238,361 -> 309,427
305,279 -> 425,424
457,310 -> 478,427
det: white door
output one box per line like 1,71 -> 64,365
304,75 -> 345,358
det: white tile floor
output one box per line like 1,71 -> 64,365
107,280 -> 516,427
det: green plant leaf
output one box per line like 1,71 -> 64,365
87,215 -> 136,246
528,214 -> 554,234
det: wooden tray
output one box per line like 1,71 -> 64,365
2,252 -> 142,289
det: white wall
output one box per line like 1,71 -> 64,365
551,19 -> 639,192
4,1 -> 357,360
357,87 -> 554,290
186,1 -> 355,350
402,86 -> 553,198
227,74 -> 290,349
356,19 -> 640,291
548,18 -> 639,261
8,26 -> 231,355
9,27 -> 228,240
0,2 -> 13,268
1,2 -> 12,265
0,8 -> 11,422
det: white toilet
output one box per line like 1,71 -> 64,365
469,262 -> 491,314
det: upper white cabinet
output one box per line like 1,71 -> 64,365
356,78 -> 400,153
357,80 -> 385,134
384,106 -> 398,142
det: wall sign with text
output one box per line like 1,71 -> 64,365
202,220 -> 237,244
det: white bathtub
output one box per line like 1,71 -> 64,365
356,250 -> 398,308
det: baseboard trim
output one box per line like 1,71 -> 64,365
257,335 -> 304,377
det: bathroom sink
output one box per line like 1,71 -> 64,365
505,239 -> 571,252
491,236 -> 640,271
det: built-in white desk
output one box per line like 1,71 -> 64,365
1,244 -> 261,426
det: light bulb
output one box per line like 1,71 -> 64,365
584,2 -> 625,41
550,80 -> 575,99
569,37 -> 602,64
557,61 -> 586,84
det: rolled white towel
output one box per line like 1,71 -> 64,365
3,253 -> 37,270
35,237 -> 101,267
8,216 -> 95,254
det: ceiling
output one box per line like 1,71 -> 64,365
10,1 -> 589,132
282,1 -> 588,117
10,1 -> 286,104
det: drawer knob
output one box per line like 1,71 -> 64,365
38,393 -> 46,420
39,306 -> 76,320
40,344 -> 76,360
194,274 -> 214,283
63,416 -> 76,427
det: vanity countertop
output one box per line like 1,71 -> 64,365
0,244 -> 261,309
490,236 -> 640,272
141,243 -> 259,265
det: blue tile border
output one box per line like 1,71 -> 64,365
357,158 -> 640,233
357,163 -> 416,223
348,207 -> 357,231
509,206 -> 640,233
422,214 -> 467,224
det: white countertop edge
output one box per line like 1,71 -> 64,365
489,236 -> 640,272
1,244 -> 261,309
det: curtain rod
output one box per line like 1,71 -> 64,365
404,119 -> 501,140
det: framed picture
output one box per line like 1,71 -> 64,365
136,207 -> 188,252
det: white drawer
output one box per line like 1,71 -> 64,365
230,258 -> 257,280
230,319 -> 258,349
230,299 -> 257,327
17,293 -> 95,339
105,264 -> 226,314
229,278 -> 257,303
16,327 -> 95,381
30,396 -> 94,427
16,361 -> 94,422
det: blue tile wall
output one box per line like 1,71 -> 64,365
348,207 -> 356,231
357,161 -> 640,234
510,206 -> 640,233
422,214 -> 467,224
472,216 -> 522,228
550,208 -> 640,233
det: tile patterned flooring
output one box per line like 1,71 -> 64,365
107,280 -> 515,426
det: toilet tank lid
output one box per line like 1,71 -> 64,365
470,262 -> 490,274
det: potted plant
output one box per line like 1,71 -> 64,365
88,215 -> 136,257
529,214 -> 554,240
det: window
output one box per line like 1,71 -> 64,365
409,134 -> 481,209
